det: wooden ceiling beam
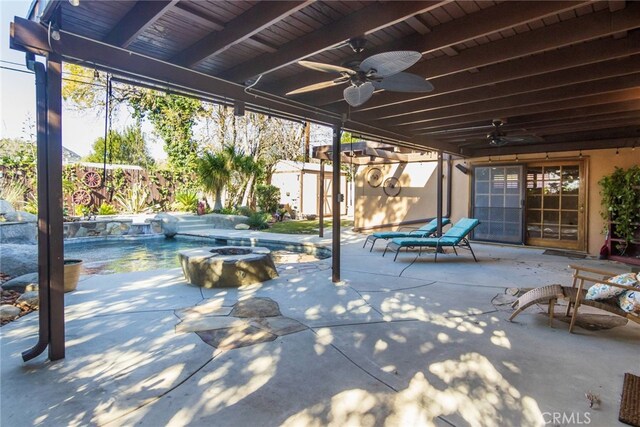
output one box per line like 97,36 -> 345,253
427,110 -> 640,144
467,137 -> 638,157
435,112 -> 640,141
304,3 -> 640,109
392,74 -> 640,130
218,1 -> 447,83
360,55 -> 640,123
172,1 -> 312,68
274,0 -> 589,97
443,120 -> 640,150
104,0 -> 179,48
407,88 -> 640,133
312,32 -> 640,109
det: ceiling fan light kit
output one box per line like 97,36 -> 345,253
287,38 -> 434,107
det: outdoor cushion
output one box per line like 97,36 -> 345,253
371,218 -> 450,239
618,290 -> 640,314
585,272 -> 638,301
390,218 -> 480,248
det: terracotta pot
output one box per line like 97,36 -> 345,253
64,259 -> 83,293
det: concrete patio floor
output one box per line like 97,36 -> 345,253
1,228 -> 639,427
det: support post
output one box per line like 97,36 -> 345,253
331,125 -> 341,283
436,150 -> 443,237
319,160 -> 324,238
47,54 -> 65,360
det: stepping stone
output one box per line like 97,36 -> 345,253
230,297 -> 281,318
196,325 -> 277,349
250,316 -> 307,336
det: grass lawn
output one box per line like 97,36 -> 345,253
265,219 -> 354,234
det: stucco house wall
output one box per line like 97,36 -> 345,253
354,147 -> 639,256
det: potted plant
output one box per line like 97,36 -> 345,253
599,165 -> 640,255
64,259 -> 83,292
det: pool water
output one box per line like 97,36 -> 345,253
64,236 -> 324,275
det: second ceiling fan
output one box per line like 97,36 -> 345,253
286,38 -> 434,107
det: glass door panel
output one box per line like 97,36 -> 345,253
525,161 -> 585,250
472,165 -> 524,244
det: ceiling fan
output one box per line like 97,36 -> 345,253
486,119 -> 542,146
286,38 -> 434,107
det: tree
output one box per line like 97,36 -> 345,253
197,151 -> 232,211
129,91 -> 202,173
84,125 -> 154,167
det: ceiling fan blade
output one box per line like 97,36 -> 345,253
372,72 -> 434,93
344,82 -> 375,107
360,51 -> 421,77
286,77 -> 349,95
298,60 -> 355,75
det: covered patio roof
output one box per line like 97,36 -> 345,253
11,0 -> 640,157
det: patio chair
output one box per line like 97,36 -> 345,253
362,217 -> 451,252
509,264 -> 640,333
383,218 -> 480,262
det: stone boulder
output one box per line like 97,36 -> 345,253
4,210 -> 37,222
155,213 -> 178,238
235,223 -> 250,230
0,200 -> 16,214
16,291 -> 39,310
2,272 -> 38,292
0,305 -> 21,321
0,221 -> 37,244
0,244 -> 38,277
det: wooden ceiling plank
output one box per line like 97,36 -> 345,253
347,31 -> 640,115
312,9 -> 640,110
412,3 -> 640,79
104,0 -> 179,48
407,89 -> 640,133
434,112 -> 640,141
218,1 -> 447,83
171,3 -> 225,31
388,73 -> 640,128
275,0 -> 590,96
172,1 -> 312,67
467,137 -> 638,157
373,56 -> 640,123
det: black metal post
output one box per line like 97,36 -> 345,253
319,160 -> 324,238
332,125 -> 341,283
436,150 -> 443,237
47,54 -> 65,360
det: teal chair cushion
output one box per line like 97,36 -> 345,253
372,218 -> 450,239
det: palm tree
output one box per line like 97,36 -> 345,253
197,151 -> 231,210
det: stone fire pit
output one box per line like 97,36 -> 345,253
178,246 -> 279,288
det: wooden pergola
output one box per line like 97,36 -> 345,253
9,0 -> 640,360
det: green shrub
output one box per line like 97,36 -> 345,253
172,190 -> 198,212
0,179 -> 27,210
24,193 -> 38,215
97,202 -> 118,215
246,212 -> 270,230
236,206 -> 254,217
256,184 -> 280,214
218,206 -> 237,215
114,184 -> 151,214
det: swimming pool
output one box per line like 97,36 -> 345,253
64,236 -> 329,275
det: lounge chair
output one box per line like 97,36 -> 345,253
362,217 -> 451,252
383,217 -> 480,262
509,265 -> 640,333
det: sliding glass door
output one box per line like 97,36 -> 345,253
472,165 -> 524,244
